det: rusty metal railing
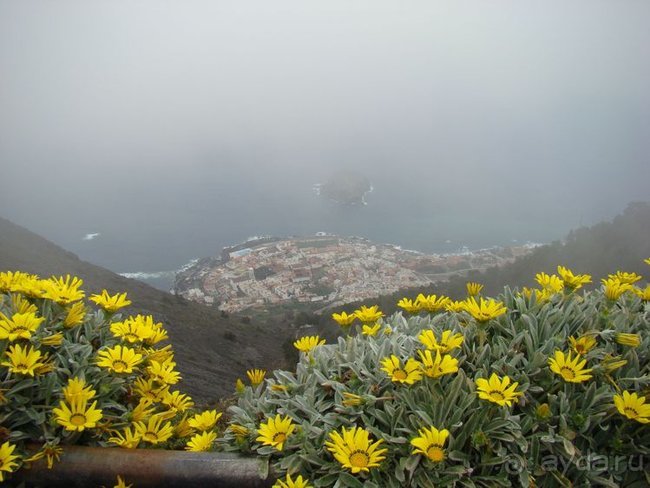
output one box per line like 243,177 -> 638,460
11,446 -> 275,487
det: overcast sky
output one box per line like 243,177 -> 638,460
1,1 -> 649,246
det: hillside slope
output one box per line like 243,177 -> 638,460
0,217 -> 291,403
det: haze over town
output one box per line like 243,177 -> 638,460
1,1 -> 648,288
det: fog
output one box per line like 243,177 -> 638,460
1,1 -> 648,284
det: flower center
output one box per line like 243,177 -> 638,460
272,432 -> 287,444
489,390 -> 505,401
393,369 -> 407,380
70,413 -> 87,426
426,445 -> 445,462
124,333 -> 139,342
144,431 -> 159,442
112,359 -> 128,372
560,366 -> 576,379
349,450 -> 369,468
624,407 -> 639,418
16,363 -> 29,370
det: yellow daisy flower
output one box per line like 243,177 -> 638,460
228,424 -> 249,441
256,414 -> 295,451
601,278 -> 633,300
361,323 -> 381,336
380,355 -> 422,385
463,297 -> 507,322
614,391 -> 650,424
397,297 -> 421,314
134,415 -> 174,445
415,294 -> 450,313
0,311 -> 44,341
445,300 -> 466,313
475,373 -> 522,407
247,369 -> 266,386
133,378 -> 169,402
89,289 -> 132,313
110,319 -> 154,343
410,426 -> 450,463
341,392 -> 364,407
535,272 -> 564,293
162,390 -> 194,414
273,473 -> 313,488
188,410 -> 222,431
418,329 -> 463,353
108,426 -> 141,449
353,305 -> 384,324
568,335 -> 597,355
293,335 -> 326,353
97,345 -> 143,374
1,343 -> 47,376
185,431 -> 218,452
42,274 -> 85,305
325,426 -> 387,474
53,398 -> 103,432
548,350 -> 593,383
24,443 -> 63,469
147,359 -> 181,385
609,271 -> 642,284
62,377 -> 96,403
557,266 -> 591,290
331,311 -> 356,327
466,282 -> 483,297
634,285 -> 650,301
417,350 -> 459,379
10,293 -> 38,314
615,333 -> 641,348
114,475 -> 133,488
0,441 -> 20,482
63,301 -> 87,328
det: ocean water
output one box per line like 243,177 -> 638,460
24,166 -> 575,293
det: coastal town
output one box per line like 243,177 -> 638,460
173,235 -> 536,312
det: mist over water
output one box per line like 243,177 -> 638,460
1,1 -> 648,290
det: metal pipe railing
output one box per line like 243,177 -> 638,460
11,447 -> 275,488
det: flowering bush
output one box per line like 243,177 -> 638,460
0,271 -> 221,483
224,265 -> 650,487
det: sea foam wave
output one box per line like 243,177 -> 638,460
119,258 -> 199,280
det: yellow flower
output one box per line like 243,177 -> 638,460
341,392 -> 364,407
397,297 -> 421,314
110,318 -> 154,344
0,311 -> 44,341
380,355 -> 422,385
63,377 -> 96,403
415,294 -> 450,313
273,473 -> 313,488
325,426 -> 387,474
445,300 -> 466,313
548,350 -> 593,383
535,272 -> 564,293
10,293 -> 37,314
645,258 -> 650,266
418,329 -> 463,353
188,410 -> 222,431
634,285 -> 650,301
134,415 -> 174,445
557,266 -> 591,290
353,305 -> 384,324
331,311 -> 356,327
613,391 -> 650,424
235,378 -> 246,393
615,333 -> 641,348
475,373 -> 523,407
417,350 -> 459,379
143,344 -> 175,364
53,398 -> 103,431
228,424 -> 249,441
42,274 -> 85,305
0,441 -> 20,482
147,359 -> 181,385
89,290 -> 132,313
361,323 -> 381,336
140,316 -> 168,346
293,335 -> 326,353
462,297 -> 507,322
41,332 -> 64,347
602,354 -> 627,373
63,301 -> 87,328
1,343 -> 47,376
174,414 -> 195,438
185,431 -> 217,451
25,443 -> 63,469
162,390 -> 194,413
247,369 -> 266,386
410,426 -> 449,463
256,414 -> 295,451
114,475 -> 133,488
1,271 -> 46,298
569,335 -> 597,355
108,426 -> 141,449
609,271 -> 642,285
466,282 -> 483,297
133,378 -> 169,402
97,345 -> 143,374
601,278 -> 633,300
